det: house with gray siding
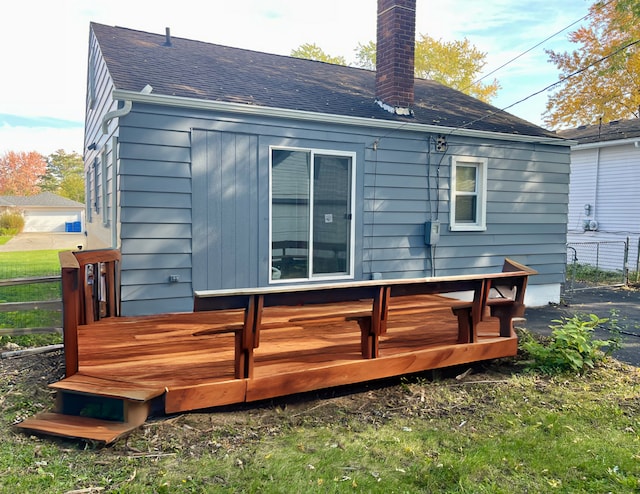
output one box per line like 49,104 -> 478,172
560,118 -> 640,272
83,0 -> 571,316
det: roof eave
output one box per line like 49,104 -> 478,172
112,89 -> 570,146
569,136 -> 640,150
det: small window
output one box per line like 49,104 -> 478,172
88,47 -> 96,110
450,156 -> 487,231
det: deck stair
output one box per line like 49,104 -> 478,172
17,373 -> 165,444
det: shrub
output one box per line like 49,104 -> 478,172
521,313 -> 621,374
0,212 -> 25,235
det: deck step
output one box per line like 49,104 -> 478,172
14,374 -> 166,443
16,412 -> 142,444
50,373 -> 165,401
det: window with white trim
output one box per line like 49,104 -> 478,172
270,147 -> 355,282
449,156 -> 487,231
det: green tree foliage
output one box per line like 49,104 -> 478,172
354,41 -> 376,71
355,35 -> 500,103
291,43 -> 346,65
544,0 -> 640,128
41,150 -> 85,203
414,35 -> 500,103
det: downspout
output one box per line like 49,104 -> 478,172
593,146 -> 600,226
110,136 -> 119,249
100,85 -> 153,248
101,100 -> 132,134
101,84 -> 152,133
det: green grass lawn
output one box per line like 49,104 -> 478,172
1,354 -> 639,493
0,250 -> 63,347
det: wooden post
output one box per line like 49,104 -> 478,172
59,252 -> 80,377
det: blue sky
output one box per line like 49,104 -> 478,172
0,0 -> 591,156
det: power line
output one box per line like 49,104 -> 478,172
464,0 -> 615,92
451,37 -> 640,134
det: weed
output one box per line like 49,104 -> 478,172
520,313 -> 621,374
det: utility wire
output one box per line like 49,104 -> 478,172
463,0 -> 615,92
450,37 -> 640,134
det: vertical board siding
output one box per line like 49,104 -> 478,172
567,143 -> 640,271
191,130 -> 260,293
109,103 -> 569,315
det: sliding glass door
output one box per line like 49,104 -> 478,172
270,148 -> 354,281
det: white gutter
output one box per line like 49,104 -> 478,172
570,137 -> 640,151
102,85 -> 153,134
112,89 -> 571,147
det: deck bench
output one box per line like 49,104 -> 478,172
192,259 -> 536,377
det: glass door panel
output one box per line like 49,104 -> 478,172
312,155 -> 351,276
271,150 -> 310,280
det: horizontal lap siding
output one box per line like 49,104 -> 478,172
116,103 -> 569,315
85,32 -> 120,246
117,116 -> 193,315
366,137 -> 569,284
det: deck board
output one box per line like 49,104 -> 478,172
68,294 -> 515,413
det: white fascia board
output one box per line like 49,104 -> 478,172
571,137 -> 640,150
112,89 -> 570,147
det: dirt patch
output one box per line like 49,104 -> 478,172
2,348 -> 518,453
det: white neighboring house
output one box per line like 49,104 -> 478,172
560,119 -> 640,272
0,192 -> 85,233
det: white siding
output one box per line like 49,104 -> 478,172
567,142 -> 640,271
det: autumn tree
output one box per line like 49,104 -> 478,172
544,0 -> 640,128
0,151 -> 47,196
41,150 -> 85,203
299,35 -> 500,103
291,43 -> 347,65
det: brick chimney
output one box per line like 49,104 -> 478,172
375,0 -> 416,116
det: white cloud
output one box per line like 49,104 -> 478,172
0,124 -> 84,157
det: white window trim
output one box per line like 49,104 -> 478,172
85,170 -> 92,223
101,147 -> 109,226
449,155 -> 488,232
268,146 -> 356,283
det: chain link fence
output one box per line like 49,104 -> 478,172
565,239 -> 639,296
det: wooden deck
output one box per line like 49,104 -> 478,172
71,295 -> 513,413
16,251 -> 533,444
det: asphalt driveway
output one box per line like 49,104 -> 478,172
0,233 -> 86,252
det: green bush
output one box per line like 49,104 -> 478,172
0,212 -> 24,236
521,313 -> 621,374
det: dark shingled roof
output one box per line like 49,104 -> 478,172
558,118 -> 640,145
91,23 -> 560,140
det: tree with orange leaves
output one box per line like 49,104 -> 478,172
544,0 -> 640,129
0,151 -> 47,196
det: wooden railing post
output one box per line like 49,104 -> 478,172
59,252 -> 80,377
